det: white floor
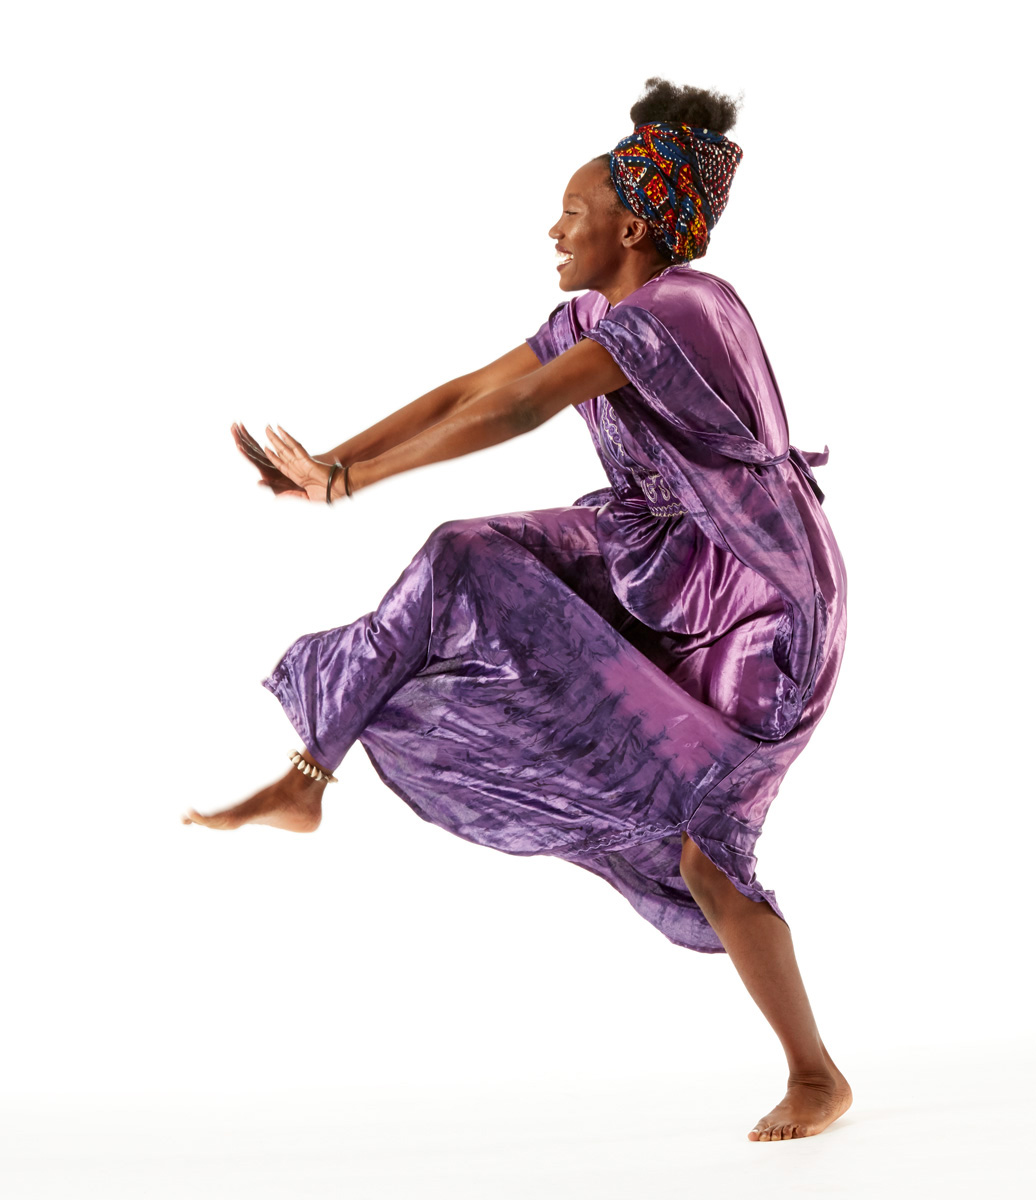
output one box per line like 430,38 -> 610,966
1,1042 -> 1031,1199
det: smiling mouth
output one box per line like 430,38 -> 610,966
555,249 -> 574,270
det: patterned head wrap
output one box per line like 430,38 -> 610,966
609,122 -> 743,261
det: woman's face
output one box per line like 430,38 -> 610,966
548,159 -> 663,294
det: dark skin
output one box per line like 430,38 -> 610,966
185,158 -> 852,1142
223,159 -> 662,501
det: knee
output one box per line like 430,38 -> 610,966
679,834 -> 732,909
424,517 -> 493,562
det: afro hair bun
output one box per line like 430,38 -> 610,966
629,78 -> 743,134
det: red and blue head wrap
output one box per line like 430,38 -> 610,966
609,122 -> 744,261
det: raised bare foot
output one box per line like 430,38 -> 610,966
182,755 -> 330,832
748,1049 -> 852,1141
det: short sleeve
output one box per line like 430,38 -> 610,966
525,302 -> 566,365
526,292 -> 613,366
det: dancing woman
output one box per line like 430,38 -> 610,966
183,78 -> 852,1142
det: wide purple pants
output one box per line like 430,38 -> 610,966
263,505 -> 845,953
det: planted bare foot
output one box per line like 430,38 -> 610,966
182,754 -> 330,832
748,1048 -> 852,1142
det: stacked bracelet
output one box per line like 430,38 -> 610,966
325,461 -> 353,505
288,749 -> 338,783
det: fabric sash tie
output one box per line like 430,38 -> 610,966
693,431 -> 830,505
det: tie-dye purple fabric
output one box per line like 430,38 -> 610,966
262,264 -> 848,953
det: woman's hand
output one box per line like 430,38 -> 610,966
231,422 -> 333,502
260,424 -> 334,503
232,422 -> 306,498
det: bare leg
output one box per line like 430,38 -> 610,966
680,832 -> 852,1141
182,748 -> 329,832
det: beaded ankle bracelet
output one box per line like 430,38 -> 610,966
287,750 -> 338,783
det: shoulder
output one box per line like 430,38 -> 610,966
615,264 -> 743,325
571,289 -> 611,335
606,266 -> 763,369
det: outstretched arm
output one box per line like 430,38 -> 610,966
343,338 -> 628,496
317,343 -> 544,466
233,342 -> 545,499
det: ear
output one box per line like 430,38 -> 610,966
622,217 -> 658,252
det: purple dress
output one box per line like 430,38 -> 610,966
263,263 -> 848,953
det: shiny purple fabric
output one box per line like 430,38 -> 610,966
262,264 -> 847,953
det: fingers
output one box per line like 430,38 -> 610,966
232,423 -> 274,470
265,424 -> 309,462
235,421 -> 302,467
233,422 -> 312,497
263,424 -> 286,462
264,424 -> 303,461
236,422 -> 267,455
273,424 -> 306,455
237,438 -> 273,470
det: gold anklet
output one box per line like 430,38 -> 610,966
287,750 -> 338,783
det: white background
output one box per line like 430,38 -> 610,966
2,1 -> 1032,1194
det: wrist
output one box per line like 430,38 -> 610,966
331,459 -> 362,500
347,459 -> 376,494
305,466 -> 330,503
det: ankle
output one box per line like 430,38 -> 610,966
284,747 -> 335,787
785,1038 -> 833,1082
787,1064 -> 836,1087
282,760 -> 328,797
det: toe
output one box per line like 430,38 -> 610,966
183,809 -> 221,828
